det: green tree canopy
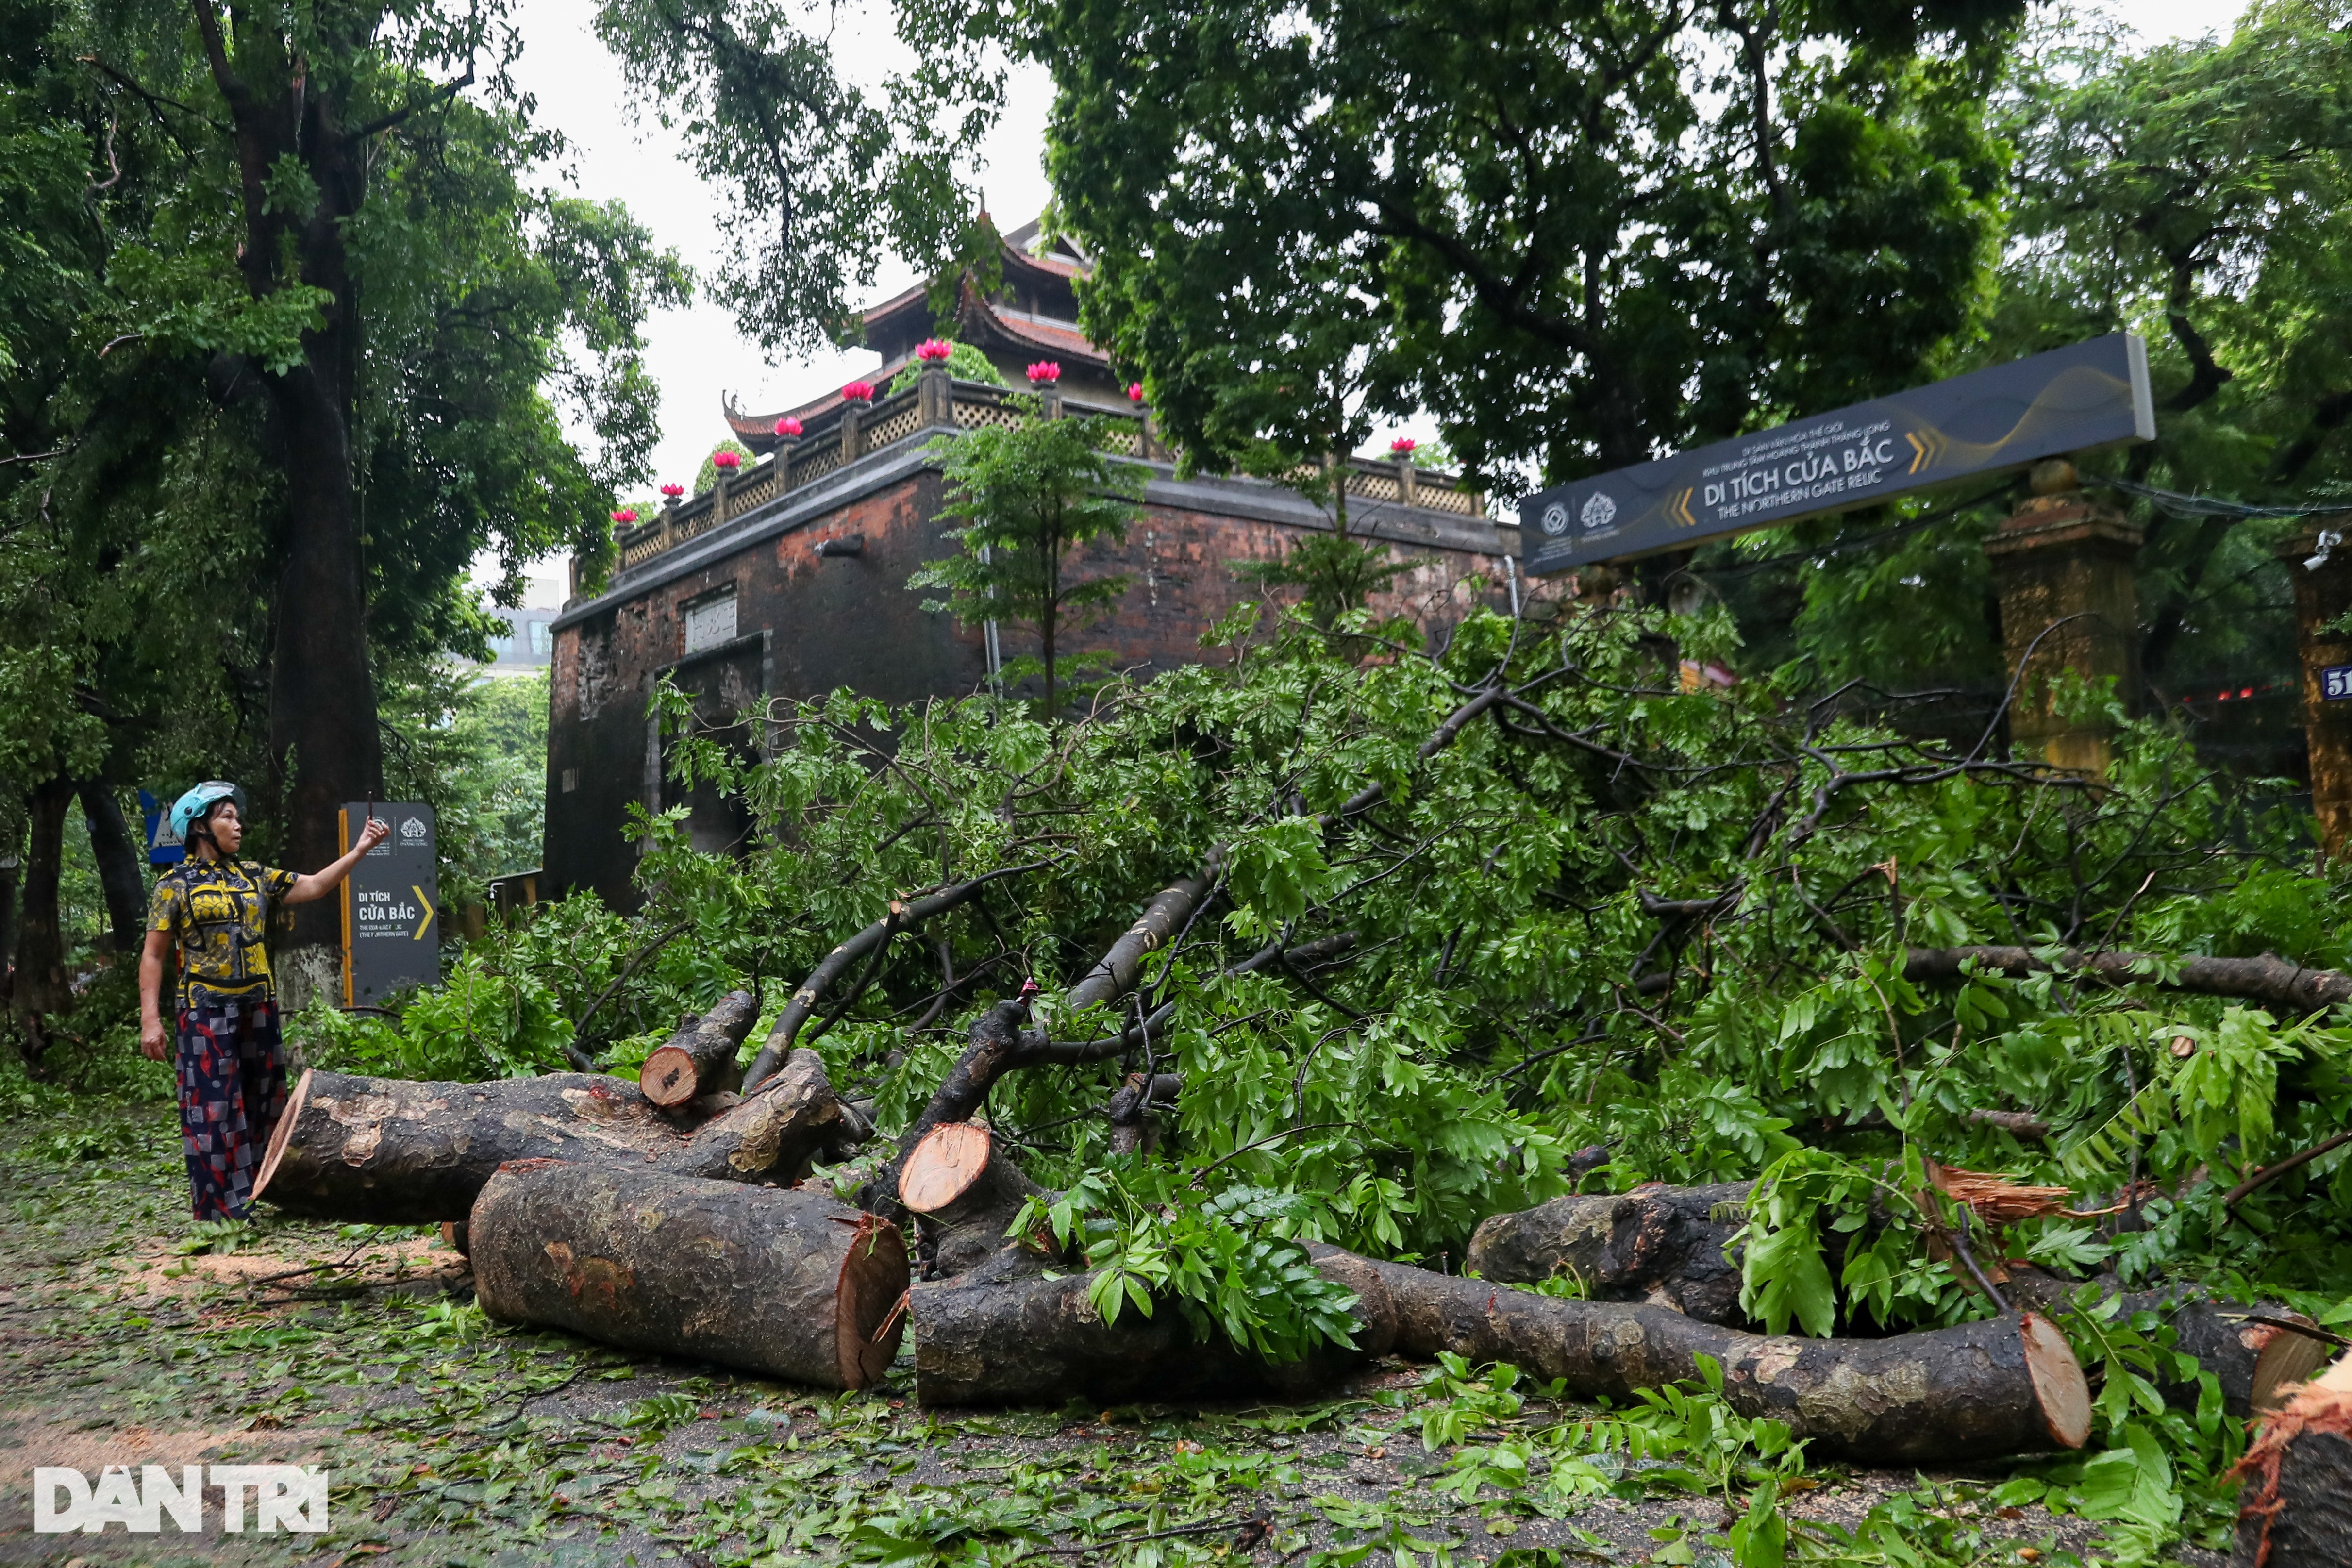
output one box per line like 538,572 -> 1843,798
0,0 -> 684,985
1025,0 -> 2020,500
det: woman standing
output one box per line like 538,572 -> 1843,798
138,783 -> 388,1220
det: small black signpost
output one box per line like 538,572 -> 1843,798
1518,333 -> 2157,574
339,802 -> 440,1006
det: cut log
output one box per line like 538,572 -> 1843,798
252,1053 -> 841,1225
2114,1288 -> 2330,1419
2233,1351 -> 2352,1568
470,1160 -> 909,1389
912,1245 -> 1392,1406
1466,1188 -> 2317,1422
1354,1257 -> 2090,1464
1466,1181 -> 1751,1326
638,990 -> 759,1107
897,1121 -> 1054,1279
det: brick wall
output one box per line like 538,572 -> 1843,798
546,459 -> 1520,907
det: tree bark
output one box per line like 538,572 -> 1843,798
1106,1072 -> 1182,1156
471,1160 -> 909,1390
252,1051 -> 840,1224
1466,1182 -> 1751,1326
2234,1351 -> 2352,1568
0,836 -> 21,989
638,989 -> 758,1107
1353,1257 -> 2090,1464
912,1245 -> 1393,1407
740,866 -> 1043,1092
2119,1288 -> 2331,1419
1904,946 -> 2352,1014
1468,1192 -> 2321,1415
11,776 -> 73,1071
76,780 -> 146,956
897,1121 -> 1055,1279
191,3 -> 385,971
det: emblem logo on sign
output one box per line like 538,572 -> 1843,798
1580,492 -> 1618,532
1540,502 -> 1570,537
400,817 -> 427,840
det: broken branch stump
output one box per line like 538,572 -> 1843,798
471,1160 -> 909,1389
638,990 -> 759,1107
897,1121 -> 1053,1279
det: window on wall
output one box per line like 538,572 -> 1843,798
683,587 -> 739,654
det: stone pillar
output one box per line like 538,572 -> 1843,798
841,403 -> 865,463
2278,516 -> 2352,857
775,436 -> 798,497
1398,457 -> 1418,510
1982,460 -> 2143,775
713,469 -> 731,525
918,364 -> 951,426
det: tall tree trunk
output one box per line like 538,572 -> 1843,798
190,4 -> 386,998
266,362 -> 382,973
0,837 -> 21,995
77,781 -> 145,956
12,777 -> 73,1073
1040,593 -> 1057,718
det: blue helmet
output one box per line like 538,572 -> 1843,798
169,781 -> 247,842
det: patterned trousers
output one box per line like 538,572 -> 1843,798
175,996 -> 287,1221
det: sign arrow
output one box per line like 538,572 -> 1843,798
413,885 -> 436,941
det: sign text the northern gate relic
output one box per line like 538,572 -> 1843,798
1518,334 -> 2156,574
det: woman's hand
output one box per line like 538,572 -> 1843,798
140,1016 -> 168,1062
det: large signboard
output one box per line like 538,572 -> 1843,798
1519,334 -> 2155,574
338,802 -> 439,1006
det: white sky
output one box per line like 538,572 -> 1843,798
491,0 -> 2234,606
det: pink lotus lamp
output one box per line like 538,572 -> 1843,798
773,417 -> 803,439
1390,437 -> 1418,457
660,483 -> 684,500
841,381 -> 875,404
916,339 -> 953,364
712,450 -> 740,472
1026,361 -> 1061,385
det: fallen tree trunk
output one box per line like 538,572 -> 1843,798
252,1053 -> 841,1225
1468,1188 -> 2320,1415
1355,1257 -> 2090,1464
898,1121 -> 1055,1279
1904,946 -> 2352,1014
2234,1351 -> 2352,1568
638,990 -> 759,1107
912,1245 -> 1394,1406
2123,1288 -> 2332,1418
471,1160 -> 909,1390
1466,1182 -> 1751,1327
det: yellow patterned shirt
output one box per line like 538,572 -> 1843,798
148,857 -> 298,1009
